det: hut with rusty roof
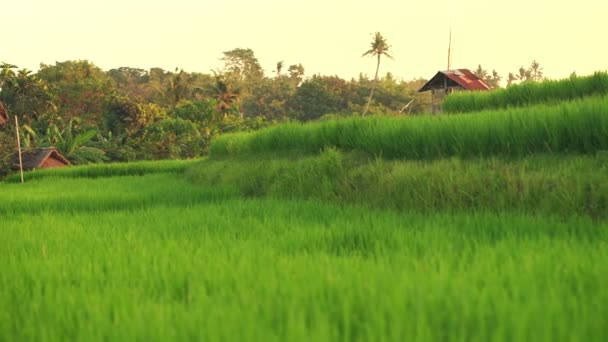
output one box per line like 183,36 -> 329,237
12,147 -> 70,171
418,69 -> 490,113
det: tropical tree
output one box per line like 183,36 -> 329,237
517,66 -> 532,82
24,118 -> 107,164
210,76 -> 241,119
507,72 -> 518,87
362,32 -> 393,116
242,77 -> 294,121
221,48 -> 264,99
37,60 -> 114,126
529,60 -> 544,82
167,68 -> 195,107
0,66 -> 54,129
473,65 -> 501,89
276,61 -> 284,77
286,76 -> 343,121
0,63 -> 18,88
140,117 -> 203,159
287,63 -> 305,86
473,65 -> 489,82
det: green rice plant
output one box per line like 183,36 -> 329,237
1,173 -> 607,341
210,96 -> 608,159
3,158 -> 199,183
443,71 -> 608,113
0,174 -> 236,215
186,151 -> 608,220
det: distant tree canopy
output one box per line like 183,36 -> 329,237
0,47 -> 546,176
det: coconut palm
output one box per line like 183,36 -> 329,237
529,60 -> 544,82
276,61 -> 284,77
362,32 -> 393,116
211,76 -> 241,118
517,66 -> 531,82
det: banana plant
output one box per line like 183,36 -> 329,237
23,118 -> 107,164
49,118 -> 107,164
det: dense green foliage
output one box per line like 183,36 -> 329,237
0,56 -> 430,177
1,172 -> 607,341
210,96 -> 608,159
0,129 -> 14,178
443,71 -> 608,113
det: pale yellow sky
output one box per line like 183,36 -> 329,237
3,0 -> 607,82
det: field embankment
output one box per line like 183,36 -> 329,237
443,71 -> 608,113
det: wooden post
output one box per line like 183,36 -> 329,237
15,116 -> 24,183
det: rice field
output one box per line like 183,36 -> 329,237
186,151 -> 608,219
2,85 -> 608,340
210,96 -> 608,159
1,171 -> 607,341
3,158 -> 197,183
443,71 -> 608,113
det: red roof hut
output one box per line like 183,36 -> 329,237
12,148 -> 71,171
418,69 -> 491,113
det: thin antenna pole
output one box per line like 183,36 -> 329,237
15,116 -> 24,183
447,26 -> 452,70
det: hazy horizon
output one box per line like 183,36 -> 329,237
4,0 -> 607,82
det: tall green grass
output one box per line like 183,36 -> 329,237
210,96 -> 608,159
0,174 -> 234,215
3,158 -> 198,183
187,150 -> 608,219
443,71 -> 608,113
1,173 -> 607,341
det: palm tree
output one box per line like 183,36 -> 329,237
507,72 -> 518,87
474,64 -> 489,81
529,60 -> 544,82
276,61 -> 284,77
0,63 -> 17,87
517,66 -> 531,82
211,76 -> 240,119
362,32 -> 393,116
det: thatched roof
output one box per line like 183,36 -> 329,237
12,148 -> 71,170
0,101 -> 8,127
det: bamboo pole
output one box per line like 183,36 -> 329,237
447,26 -> 452,70
15,116 -> 24,183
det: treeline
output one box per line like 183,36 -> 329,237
0,49 -> 430,175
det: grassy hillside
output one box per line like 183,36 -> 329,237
210,96 -> 608,159
1,172 -> 607,341
443,71 -> 608,113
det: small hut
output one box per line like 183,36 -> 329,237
418,69 -> 490,114
12,148 -> 71,171
0,101 -> 8,127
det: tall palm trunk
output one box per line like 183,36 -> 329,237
362,55 -> 381,116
